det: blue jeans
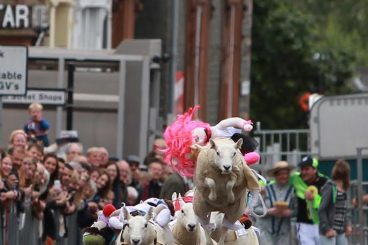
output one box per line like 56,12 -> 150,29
319,233 -> 348,245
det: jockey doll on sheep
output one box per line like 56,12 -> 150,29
164,105 -> 260,177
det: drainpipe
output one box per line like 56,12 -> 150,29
227,4 -> 235,117
194,4 -> 203,107
169,0 -> 179,113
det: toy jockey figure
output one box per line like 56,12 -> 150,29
163,105 -> 260,177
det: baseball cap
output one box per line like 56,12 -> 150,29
299,156 -> 319,168
126,155 -> 140,165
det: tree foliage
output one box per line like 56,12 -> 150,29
250,0 -> 365,129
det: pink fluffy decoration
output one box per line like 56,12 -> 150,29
244,152 -> 260,165
164,105 -> 210,177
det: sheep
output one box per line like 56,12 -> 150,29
170,193 -> 208,245
115,207 -> 157,245
192,138 -> 260,245
210,212 -> 259,245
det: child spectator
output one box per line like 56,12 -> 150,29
23,103 -> 50,147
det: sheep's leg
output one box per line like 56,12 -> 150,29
217,226 -> 228,245
226,176 -> 236,203
196,213 -> 214,245
205,177 -> 217,201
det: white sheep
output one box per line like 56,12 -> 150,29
192,138 -> 260,245
170,193 -> 208,245
115,207 -> 157,245
211,212 -> 259,245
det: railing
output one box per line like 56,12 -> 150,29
254,124 -> 368,245
0,203 -> 82,245
253,122 -> 311,172
349,147 -> 368,245
348,181 -> 368,245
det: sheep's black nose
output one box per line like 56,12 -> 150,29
188,224 -> 196,231
223,165 -> 231,171
132,239 -> 140,245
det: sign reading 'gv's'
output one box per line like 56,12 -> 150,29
2,89 -> 66,106
0,46 -> 28,95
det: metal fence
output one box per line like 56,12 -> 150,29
253,122 -> 311,172
254,124 -> 368,245
0,203 -> 82,245
348,147 -> 368,245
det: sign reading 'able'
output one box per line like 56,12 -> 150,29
0,46 -> 28,95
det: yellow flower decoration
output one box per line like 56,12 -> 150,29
306,185 -> 318,199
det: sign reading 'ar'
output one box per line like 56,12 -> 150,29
0,4 -> 30,29
0,46 -> 28,95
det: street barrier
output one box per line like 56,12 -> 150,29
0,202 -> 83,245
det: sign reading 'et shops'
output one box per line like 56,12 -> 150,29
0,46 -> 28,95
2,89 -> 66,106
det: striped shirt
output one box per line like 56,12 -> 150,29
333,190 -> 347,234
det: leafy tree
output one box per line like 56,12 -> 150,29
250,0 -> 359,129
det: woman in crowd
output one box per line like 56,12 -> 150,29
8,129 -> 28,150
106,161 -> 127,208
91,170 -> 111,210
0,152 -> 13,181
319,159 -> 352,245
18,157 -> 38,201
26,143 -> 44,162
43,153 -> 60,188
0,153 -> 21,207
90,167 -> 100,183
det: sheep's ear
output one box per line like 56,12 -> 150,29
123,207 -> 131,221
190,144 -> 204,151
110,210 -> 120,217
145,207 -> 153,221
178,193 -> 185,208
172,192 -> 177,202
210,139 -> 217,151
235,138 -> 243,150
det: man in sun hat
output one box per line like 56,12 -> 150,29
255,161 -> 296,245
290,156 -> 328,245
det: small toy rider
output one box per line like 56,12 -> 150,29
164,105 -> 260,177
24,102 -> 50,146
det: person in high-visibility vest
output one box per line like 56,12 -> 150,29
290,156 -> 328,245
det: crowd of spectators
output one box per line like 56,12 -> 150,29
0,103 -> 191,244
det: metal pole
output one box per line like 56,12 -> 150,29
356,147 -> 367,245
117,60 -> 126,158
194,5 -> 203,107
169,0 -> 179,114
0,97 -> 3,146
66,64 -> 75,130
56,58 -> 65,137
107,0 -> 112,50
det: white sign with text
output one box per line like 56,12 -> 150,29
2,89 -> 66,105
0,46 -> 28,95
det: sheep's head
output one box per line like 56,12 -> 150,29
209,138 -> 243,174
176,194 -> 198,232
122,207 -> 154,245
